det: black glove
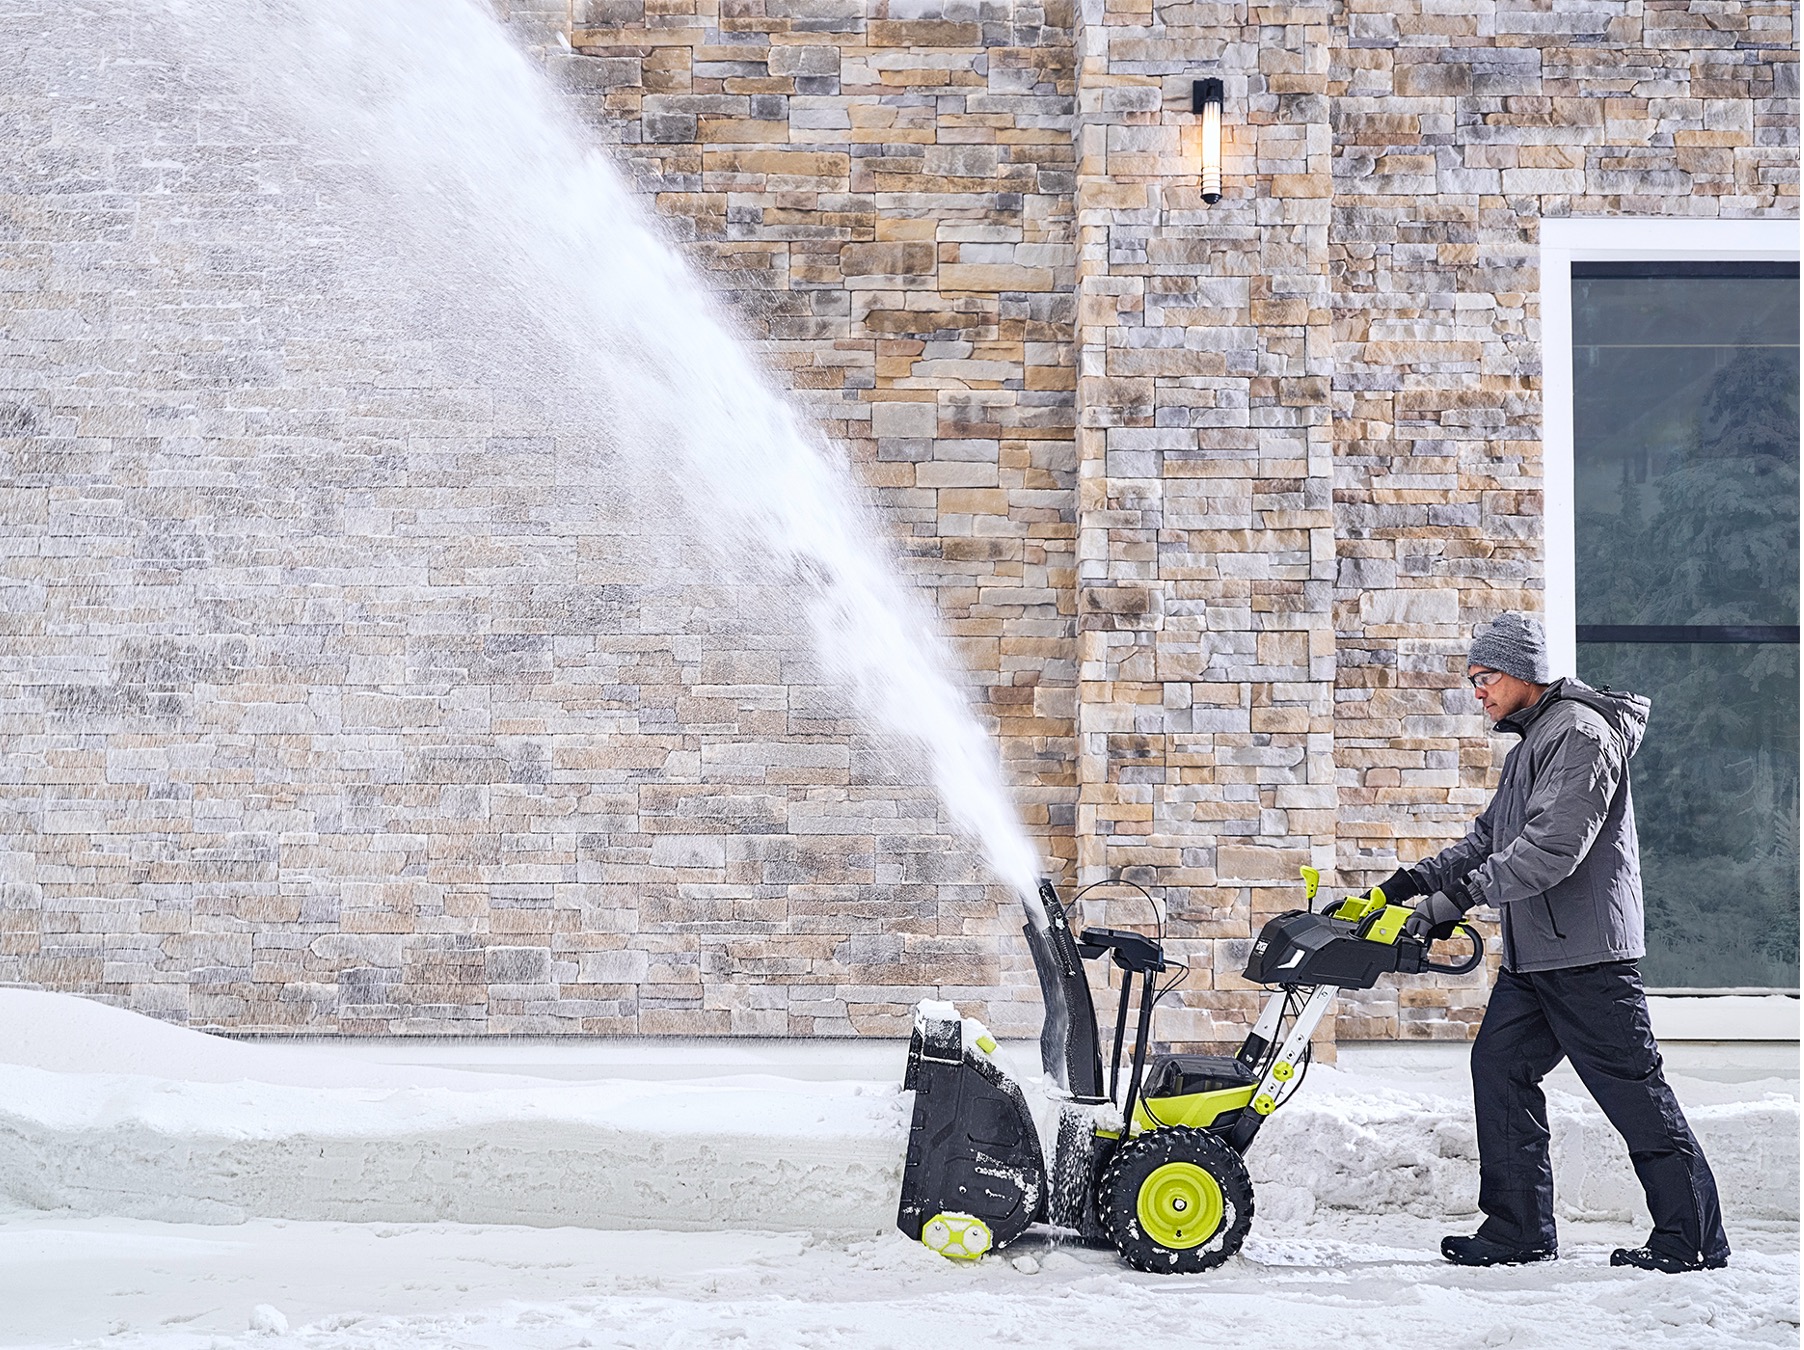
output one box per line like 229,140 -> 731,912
1403,878 -> 1476,941
1375,867 -> 1424,904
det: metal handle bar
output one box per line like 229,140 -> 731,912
1422,921 -> 1484,975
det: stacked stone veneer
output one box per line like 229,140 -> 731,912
0,0 -> 1793,1040
561,0 -> 1083,859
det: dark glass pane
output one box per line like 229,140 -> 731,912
1573,274 -> 1797,349
1574,271 -> 1800,989
1579,641 -> 1799,989
1573,275 -> 1800,627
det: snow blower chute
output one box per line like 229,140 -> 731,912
896,872 -> 1483,1272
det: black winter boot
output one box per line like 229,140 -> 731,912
1610,1246 -> 1728,1274
1441,1234 -> 1557,1267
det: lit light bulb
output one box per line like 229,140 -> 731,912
1193,78 -> 1224,205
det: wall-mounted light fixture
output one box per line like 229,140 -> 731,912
1192,78 -> 1224,204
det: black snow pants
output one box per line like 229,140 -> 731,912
1471,960 -> 1729,1263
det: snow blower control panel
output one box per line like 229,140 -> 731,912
1243,892 -> 1484,990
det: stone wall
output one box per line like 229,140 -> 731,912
0,1 -> 1060,1040
559,0 -> 1089,1039
1066,0 -> 1340,1050
0,0 -> 1794,1041
560,0 -> 1082,868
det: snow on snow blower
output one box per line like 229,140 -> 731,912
897,871 -> 1484,1273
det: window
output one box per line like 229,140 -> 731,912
1543,221 -> 1799,992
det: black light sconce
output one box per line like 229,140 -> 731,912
1192,78 -> 1223,204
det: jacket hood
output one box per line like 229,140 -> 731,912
1501,676 -> 1649,758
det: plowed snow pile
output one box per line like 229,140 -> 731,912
0,990 -> 1795,1234
0,991 -> 908,1233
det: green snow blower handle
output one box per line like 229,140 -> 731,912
1421,921 -> 1485,975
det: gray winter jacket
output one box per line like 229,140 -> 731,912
1413,677 -> 1650,974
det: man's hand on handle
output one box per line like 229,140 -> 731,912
1403,877 -> 1476,942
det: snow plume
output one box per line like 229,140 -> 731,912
79,0 -> 1046,907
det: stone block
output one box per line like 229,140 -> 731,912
840,242 -> 936,277
870,400 -> 938,438
940,264 -> 1056,293
485,947 -> 553,984
580,949 -> 652,983
1359,589 -> 1460,627
768,43 -> 842,77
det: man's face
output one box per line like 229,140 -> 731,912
1468,665 -> 1542,722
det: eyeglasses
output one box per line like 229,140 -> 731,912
1468,670 -> 1506,689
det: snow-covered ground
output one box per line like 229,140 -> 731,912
4,1211 -> 1798,1349
2,990 -> 1797,1349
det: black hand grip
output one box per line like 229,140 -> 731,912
1422,922 -> 1484,975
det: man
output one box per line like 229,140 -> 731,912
1376,612 -> 1729,1275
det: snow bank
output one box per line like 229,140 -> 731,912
0,991 -> 906,1234
1246,1066 -> 1799,1226
1,992 -> 1794,1237
0,988 -> 506,1089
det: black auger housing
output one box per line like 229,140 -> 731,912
896,1007 -> 1046,1251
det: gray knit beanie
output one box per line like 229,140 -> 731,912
1468,612 -> 1550,684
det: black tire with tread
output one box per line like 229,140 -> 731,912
1098,1126 -> 1255,1274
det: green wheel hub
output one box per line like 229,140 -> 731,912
1100,1126 -> 1254,1274
1136,1161 -> 1224,1250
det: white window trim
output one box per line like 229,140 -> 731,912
1538,218 -> 1802,1028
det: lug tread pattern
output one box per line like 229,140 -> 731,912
1098,1127 -> 1256,1274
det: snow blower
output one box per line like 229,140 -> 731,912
896,870 -> 1484,1272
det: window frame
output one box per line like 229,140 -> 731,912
1538,218 -> 1802,1017
1539,218 -> 1800,676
